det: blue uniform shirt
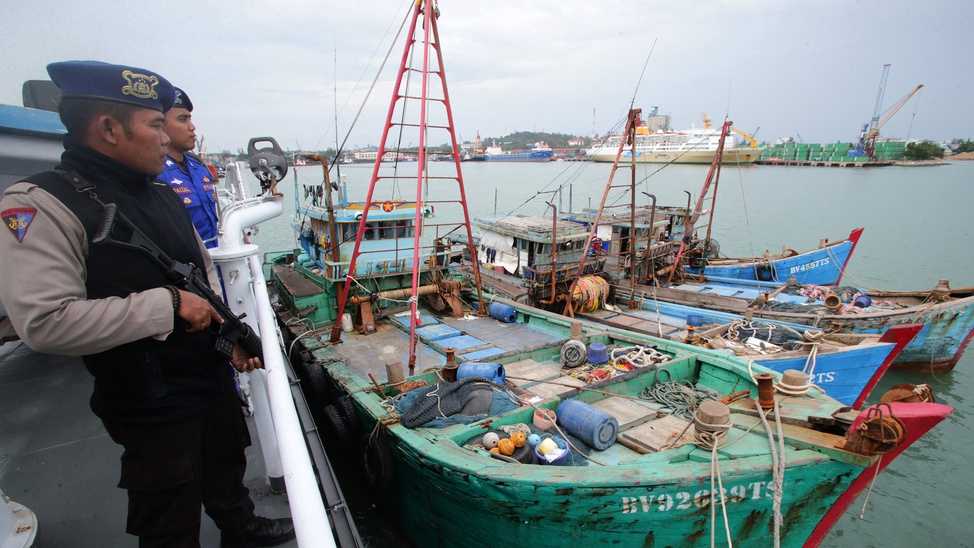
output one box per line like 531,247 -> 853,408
162,154 -> 219,248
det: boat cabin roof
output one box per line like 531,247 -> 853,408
473,215 -> 592,244
565,205 -> 688,229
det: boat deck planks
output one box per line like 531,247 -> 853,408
581,308 -> 686,338
618,414 -> 696,454
332,321 -> 446,379
527,375 -> 587,400
439,314 -> 565,353
503,358 -> 561,386
273,265 -> 323,297
590,396 -> 659,428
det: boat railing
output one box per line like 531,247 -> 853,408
214,162 -> 338,547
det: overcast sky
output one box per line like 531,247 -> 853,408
3,0 -> 970,153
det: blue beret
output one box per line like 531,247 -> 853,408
46,60 -> 175,112
172,87 -> 193,112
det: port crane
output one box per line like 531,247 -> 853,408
850,64 -> 924,159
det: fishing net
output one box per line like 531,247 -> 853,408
726,321 -> 805,350
395,377 -> 519,428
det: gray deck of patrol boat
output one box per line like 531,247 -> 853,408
0,338 -> 355,547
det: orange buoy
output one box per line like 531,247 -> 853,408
510,431 -> 526,448
497,438 -> 515,456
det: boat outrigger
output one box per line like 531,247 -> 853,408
268,3 -> 951,547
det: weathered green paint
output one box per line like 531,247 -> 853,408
279,280 -> 910,547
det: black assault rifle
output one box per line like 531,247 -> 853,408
92,203 -> 264,363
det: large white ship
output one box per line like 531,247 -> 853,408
585,110 -> 760,165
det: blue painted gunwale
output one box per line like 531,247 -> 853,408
609,295 -> 897,406
684,228 -> 863,286
645,279 -> 974,371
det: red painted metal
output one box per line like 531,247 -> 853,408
562,108 -> 641,316
804,401 -> 952,547
852,323 -> 922,409
665,119 -> 733,287
331,1 -> 485,368
831,226 -> 865,286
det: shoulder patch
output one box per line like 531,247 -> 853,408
2,207 -> 37,242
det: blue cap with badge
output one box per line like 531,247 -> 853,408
171,87 -> 193,112
46,60 -> 175,112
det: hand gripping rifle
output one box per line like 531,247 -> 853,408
92,203 -> 264,363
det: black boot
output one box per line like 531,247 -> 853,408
220,515 -> 296,548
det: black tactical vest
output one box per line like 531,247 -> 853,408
26,145 -> 231,425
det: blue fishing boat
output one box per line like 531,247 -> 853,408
682,226 -> 863,285
639,276 -> 974,372
560,204 -> 863,288
602,292 -> 920,407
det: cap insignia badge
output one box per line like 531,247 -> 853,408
121,70 -> 160,100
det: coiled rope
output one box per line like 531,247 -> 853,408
640,380 -> 722,421
610,345 -> 669,369
571,275 -> 610,312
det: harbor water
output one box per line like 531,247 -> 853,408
252,160 -> 974,547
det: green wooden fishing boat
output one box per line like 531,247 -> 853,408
275,284 -> 948,547
269,3 -> 951,546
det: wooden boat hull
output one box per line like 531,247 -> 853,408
600,296 -> 916,407
637,282 -> 974,372
275,279 -> 949,547
684,228 -> 864,286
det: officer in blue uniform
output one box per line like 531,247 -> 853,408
0,61 -> 293,548
162,87 -> 220,248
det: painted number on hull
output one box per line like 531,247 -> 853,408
790,258 -> 830,275
621,481 -> 773,513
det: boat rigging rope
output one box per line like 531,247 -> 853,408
708,439 -> 733,548
859,455 -> 884,520
640,287 -> 666,338
756,399 -> 786,548
823,243 -> 874,291
799,329 -> 825,381
693,413 -> 733,548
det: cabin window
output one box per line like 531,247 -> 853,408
379,221 -> 395,240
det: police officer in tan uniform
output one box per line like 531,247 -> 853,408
0,61 -> 294,548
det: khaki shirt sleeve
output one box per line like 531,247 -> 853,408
0,183 -> 175,356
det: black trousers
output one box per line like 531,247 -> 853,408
103,382 -> 255,548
